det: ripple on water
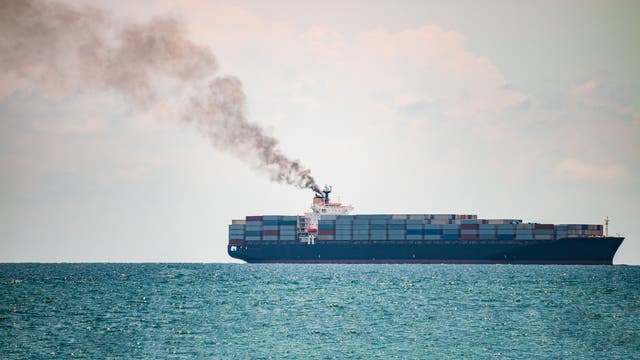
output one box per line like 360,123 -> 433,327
0,264 -> 639,358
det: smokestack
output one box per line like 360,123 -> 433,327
0,0 -> 321,193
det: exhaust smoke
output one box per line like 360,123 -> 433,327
0,0 -> 321,193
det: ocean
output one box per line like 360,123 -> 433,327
1,264 -> 639,359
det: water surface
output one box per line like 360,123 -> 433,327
1,264 -> 639,358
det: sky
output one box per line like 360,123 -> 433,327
1,0 -> 639,263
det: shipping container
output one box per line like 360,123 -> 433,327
262,215 -> 282,221
430,220 -> 450,225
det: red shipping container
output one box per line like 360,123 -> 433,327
263,230 -> 279,236
318,230 -> 335,235
534,224 -> 554,230
228,240 -> 244,246
460,224 -> 479,230
460,235 -> 478,240
246,216 -> 263,221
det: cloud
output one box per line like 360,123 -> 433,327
570,78 -> 639,121
31,117 -> 108,135
339,26 -> 529,125
552,158 -> 630,182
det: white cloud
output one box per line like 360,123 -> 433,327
552,158 -> 630,182
31,116 -> 108,135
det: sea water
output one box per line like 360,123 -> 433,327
1,264 -> 639,358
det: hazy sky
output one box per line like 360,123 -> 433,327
1,0 -> 638,263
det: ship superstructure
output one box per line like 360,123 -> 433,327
227,187 -> 624,264
301,186 -> 353,244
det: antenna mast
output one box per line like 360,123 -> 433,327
605,216 -> 609,237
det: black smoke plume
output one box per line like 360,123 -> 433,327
0,0 -> 320,193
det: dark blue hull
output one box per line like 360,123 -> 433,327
228,237 -> 624,264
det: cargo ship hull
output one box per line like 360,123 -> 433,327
228,237 -> 624,265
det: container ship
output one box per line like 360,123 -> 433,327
227,186 -> 623,264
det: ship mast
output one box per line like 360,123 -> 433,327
605,216 -> 609,237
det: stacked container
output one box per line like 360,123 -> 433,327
261,215 -> 279,241
555,224 -> 603,239
228,222 -> 245,245
442,224 -> 460,240
478,224 -> 496,240
229,214 -> 606,245
423,224 -> 442,240
534,224 -> 554,240
497,224 -> 516,240
280,215 -> 298,241
353,219 -> 370,241
245,216 -> 263,241
335,217 -> 353,241
371,219 -> 388,241
516,223 -> 534,241
317,219 -> 335,241
460,223 -> 479,240
388,219 -> 406,240
405,219 -> 423,240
